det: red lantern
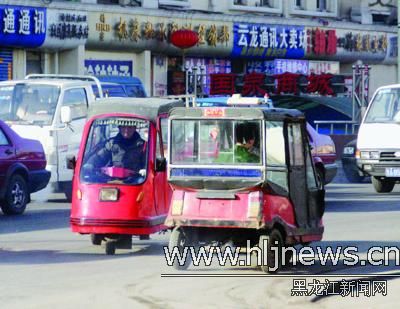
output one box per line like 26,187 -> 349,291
170,29 -> 199,49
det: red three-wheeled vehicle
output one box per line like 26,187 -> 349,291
68,98 -> 183,254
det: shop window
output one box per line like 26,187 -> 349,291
26,51 -> 43,75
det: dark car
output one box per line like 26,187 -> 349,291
341,138 -> 367,183
0,120 -> 50,215
307,123 -> 337,186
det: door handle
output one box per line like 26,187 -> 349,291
4,149 -> 13,155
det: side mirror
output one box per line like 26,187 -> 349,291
155,157 -> 166,172
60,106 -> 72,124
66,155 -> 76,170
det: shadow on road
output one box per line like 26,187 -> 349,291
0,241 -> 167,265
0,209 -> 70,234
325,183 -> 400,213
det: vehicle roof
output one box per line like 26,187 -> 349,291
169,106 -> 304,121
88,97 -> 186,121
0,79 -> 92,87
95,76 -> 143,85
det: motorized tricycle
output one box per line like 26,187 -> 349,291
67,97 -> 183,254
165,100 -> 325,271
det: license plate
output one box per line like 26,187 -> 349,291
385,168 -> 400,177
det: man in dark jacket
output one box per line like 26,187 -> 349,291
85,125 -> 146,173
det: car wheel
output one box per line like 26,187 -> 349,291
372,177 -> 395,193
343,165 -> 364,183
1,174 -> 28,215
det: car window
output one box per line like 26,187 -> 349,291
62,88 -> 88,120
0,128 -> 9,146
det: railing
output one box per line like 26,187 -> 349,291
314,120 -> 359,135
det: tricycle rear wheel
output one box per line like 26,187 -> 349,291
91,234 -> 103,246
169,227 -> 191,270
259,229 -> 284,273
105,240 -> 117,255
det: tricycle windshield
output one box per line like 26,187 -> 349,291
80,116 -> 149,185
170,119 -> 263,165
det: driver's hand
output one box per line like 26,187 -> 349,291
139,169 -> 146,177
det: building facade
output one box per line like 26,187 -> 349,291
0,0 -> 397,98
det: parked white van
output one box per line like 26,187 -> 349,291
0,75 -> 102,201
357,84 -> 400,193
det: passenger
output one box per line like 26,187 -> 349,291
84,124 -> 146,174
235,126 -> 260,163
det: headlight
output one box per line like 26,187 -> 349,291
343,147 -> 355,155
360,151 -> 370,159
99,188 -> 119,202
370,151 -> 380,159
360,151 -> 380,160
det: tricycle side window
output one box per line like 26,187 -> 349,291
265,121 -> 288,191
80,117 -> 149,185
170,119 -> 262,165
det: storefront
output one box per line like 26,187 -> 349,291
0,5 -> 88,80
0,5 -> 46,80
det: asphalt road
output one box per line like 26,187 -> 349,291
0,181 -> 400,308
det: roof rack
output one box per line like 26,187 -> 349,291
227,94 -> 274,108
161,94 -> 196,107
25,74 -> 103,99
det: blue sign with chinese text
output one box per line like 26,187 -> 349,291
232,23 -> 306,59
84,60 -> 133,77
0,5 -> 46,48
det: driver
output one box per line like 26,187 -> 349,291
84,124 -> 146,174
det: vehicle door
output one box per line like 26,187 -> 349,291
285,121 -> 324,229
0,127 -> 15,189
153,116 -> 169,215
56,87 -> 89,182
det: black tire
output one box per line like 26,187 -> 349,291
259,229 -> 284,273
91,234 -> 103,246
169,227 -> 191,270
105,240 -> 116,255
315,167 -> 325,190
343,166 -> 364,183
1,174 -> 28,215
283,246 -> 294,267
372,177 -> 395,193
